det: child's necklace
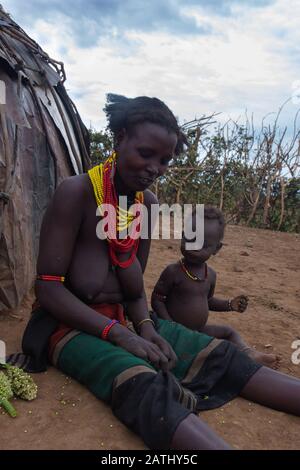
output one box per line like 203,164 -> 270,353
180,259 -> 208,282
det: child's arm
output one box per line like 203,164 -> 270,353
207,270 -> 248,312
151,265 -> 175,320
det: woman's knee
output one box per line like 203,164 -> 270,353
111,369 -> 193,449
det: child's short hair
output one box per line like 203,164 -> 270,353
189,205 -> 225,238
203,205 -> 225,237
204,205 -> 225,223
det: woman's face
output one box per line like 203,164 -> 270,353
115,122 -> 178,192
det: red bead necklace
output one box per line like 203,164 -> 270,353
102,156 -> 144,268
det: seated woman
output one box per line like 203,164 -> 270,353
23,94 -> 300,450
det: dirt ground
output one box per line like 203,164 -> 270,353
1,224 -> 300,450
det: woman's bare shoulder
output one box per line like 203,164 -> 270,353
55,173 -> 90,197
46,173 -> 92,220
56,173 -> 93,203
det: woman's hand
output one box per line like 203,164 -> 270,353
108,324 -> 176,371
139,322 -> 178,370
230,295 -> 248,312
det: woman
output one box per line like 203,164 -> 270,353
24,94 -> 300,450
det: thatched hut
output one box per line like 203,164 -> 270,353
0,6 -> 90,312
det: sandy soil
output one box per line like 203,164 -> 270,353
1,225 -> 299,450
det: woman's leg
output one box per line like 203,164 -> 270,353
112,367 -> 232,450
202,324 -> 278,367
240,366 -> 300,416
171,413 -> 231,450
56,331 -> 230,449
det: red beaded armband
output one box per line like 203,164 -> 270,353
101,319 -> 120,340
36,275 -> 65,282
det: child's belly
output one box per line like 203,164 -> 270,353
166,293 -> 209,331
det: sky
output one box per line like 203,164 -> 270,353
2,0 -> 300,132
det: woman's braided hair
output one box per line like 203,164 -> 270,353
104,93 -> 186,155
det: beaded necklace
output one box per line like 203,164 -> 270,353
88,152 -> 144,268
180,259 -> 208,282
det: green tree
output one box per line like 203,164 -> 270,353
89,128 -> 113,166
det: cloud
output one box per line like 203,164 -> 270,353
4,0 -> 275,47
4,0 -> 207,46
2,0 -> 298,134
183,0 -> 274,16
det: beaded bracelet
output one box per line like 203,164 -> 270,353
228,299 -> 233,311
101,319 -> 120,340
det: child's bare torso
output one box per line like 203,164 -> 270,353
165,262 -> 214,330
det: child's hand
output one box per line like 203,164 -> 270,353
230,295 -> 248,312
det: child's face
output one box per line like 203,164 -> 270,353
181,219 -> 223,264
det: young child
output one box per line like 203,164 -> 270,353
151,206 -> 278,366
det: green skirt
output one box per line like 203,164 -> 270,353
54,317 -> 260,408
54,317 -> 260,449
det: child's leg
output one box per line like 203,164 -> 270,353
240,366 -> 300,416
201,323 -> 245,344
201,324 -> 278,367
